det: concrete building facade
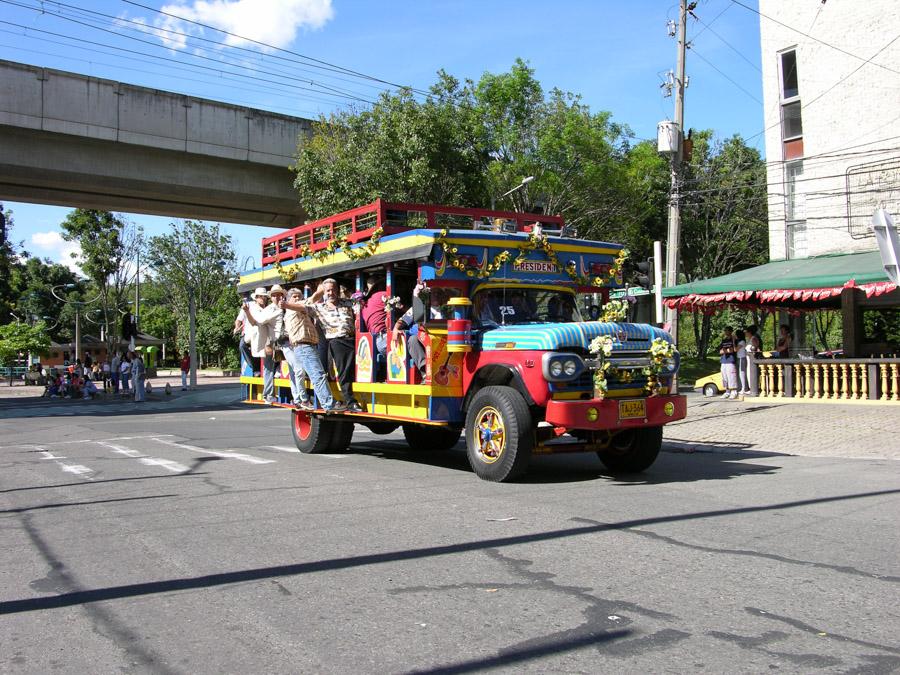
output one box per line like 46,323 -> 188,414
760,0 -> 900,260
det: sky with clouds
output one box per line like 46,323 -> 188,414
1,0 -> 764,275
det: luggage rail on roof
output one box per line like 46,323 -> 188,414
261,198 -> 568,266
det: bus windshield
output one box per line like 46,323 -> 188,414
473,288 -> 582,327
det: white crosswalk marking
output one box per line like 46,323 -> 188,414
149,437 -> 275,465
95,441 -> 190,473
60,464 -> 94,476
33,445 -> 95,480
138,457 -> 190,473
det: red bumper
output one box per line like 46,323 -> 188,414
544,394 -> 687,430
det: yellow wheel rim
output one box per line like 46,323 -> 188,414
473,405 -> 506,464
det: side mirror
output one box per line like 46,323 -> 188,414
588,304 -> 601,321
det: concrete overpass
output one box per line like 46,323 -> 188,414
0,59 -> 312,227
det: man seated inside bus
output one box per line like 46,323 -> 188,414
360,274 -> 388,358
391,285 -> 447,380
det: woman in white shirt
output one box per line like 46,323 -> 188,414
736,329 -> 749,395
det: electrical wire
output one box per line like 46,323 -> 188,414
0,19 -> 375,106
7,0 -> 397,97
730,0 -> 900,76
687,44 -> 763,103
119,0 -> 431,96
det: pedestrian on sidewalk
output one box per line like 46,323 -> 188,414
111,352 -> 121,393
131,351 -> 146,402
180,351 -> 190,391
736,329 -> 750,395
718,326 -> 739,399
120,353 -> 131,395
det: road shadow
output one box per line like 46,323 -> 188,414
4,487 -> 897,616
344,436 -> 782,485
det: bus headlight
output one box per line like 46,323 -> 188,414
542,353 -> 585,382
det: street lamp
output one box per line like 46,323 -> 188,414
51,284 -> 102,363
492,176 -> 535,211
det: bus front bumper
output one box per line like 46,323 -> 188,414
544,394 -> 687,430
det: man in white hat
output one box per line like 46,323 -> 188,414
242,285 -> 285,403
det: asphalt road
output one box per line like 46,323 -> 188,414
1,403 -> 898,674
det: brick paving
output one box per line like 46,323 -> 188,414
664,395 -> 900,461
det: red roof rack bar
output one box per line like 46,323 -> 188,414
261,199 -> 568,267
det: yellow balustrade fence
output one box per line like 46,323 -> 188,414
754,358 -> 900,403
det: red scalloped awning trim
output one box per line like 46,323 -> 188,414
664,280 -> 897,312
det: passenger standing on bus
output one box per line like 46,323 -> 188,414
306,278 -> 361,412
279,287 -> 337,411
242,286 -> 284,404
360,274 -> 388,358
234,301 -> 257,376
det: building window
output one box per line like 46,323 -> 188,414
785,160 -> 804,221
781,50 -> 799,99
782,101 -> 803,140
787,221 -> 808,259
779,48 -> 803,146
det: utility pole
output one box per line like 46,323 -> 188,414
188,289 -> 198,389
664,0 -> 688,344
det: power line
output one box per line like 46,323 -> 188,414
0,19 -> 375,106
687,44 -> 762,103
689,6 -> 761,72
11,0 -> 396,97
119,0 -> 431,96
730,0 -> 900,76
0,4 -> 377,105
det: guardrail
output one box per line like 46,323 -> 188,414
748,356 -> 900,402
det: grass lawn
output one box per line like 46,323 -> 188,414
679,357 -> 719,385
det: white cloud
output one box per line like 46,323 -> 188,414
30,231 -> 83,273
153,0 -> 334,50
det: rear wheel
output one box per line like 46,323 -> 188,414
703,383 -> 719,397
291,411 -> 334,454
597,426 -> 663,474
327,422 -> 354,452
464,386 -> 533,482
402,424 -> 461,451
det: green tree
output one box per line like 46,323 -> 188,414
293,60 -> 637,230
0,204 -> 22,324
0,321 -> 51,384
60,209 -> 140,355
678,132 -> 769,357
145,220 -> 238,367
8,257 -> 84,341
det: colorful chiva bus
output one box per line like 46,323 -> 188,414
238,200 -> 686,481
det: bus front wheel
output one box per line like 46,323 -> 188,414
464,386 -> 533,482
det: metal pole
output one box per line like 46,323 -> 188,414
189,289 -> 198,389
664,0 -> 687,343
653,240 -> 664,324
135,248 -> 140,335
75,309 -> 81,363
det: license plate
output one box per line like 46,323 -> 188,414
618,399 -> 646,420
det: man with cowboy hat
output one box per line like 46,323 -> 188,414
242,285 -> 285,403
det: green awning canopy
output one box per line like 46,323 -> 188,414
663,251 -> 897,311
663,251 -> 888,296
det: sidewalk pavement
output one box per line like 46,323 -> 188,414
664,394 -> 899,461
0,375 -> 243,418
